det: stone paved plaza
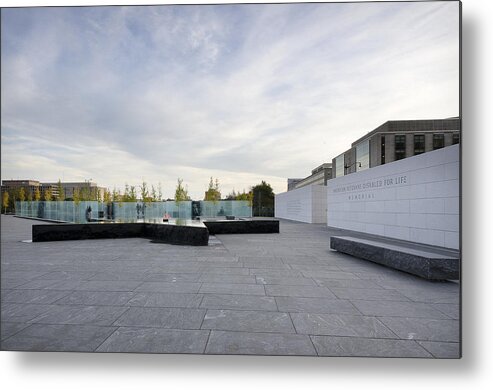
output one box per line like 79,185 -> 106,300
0,215 -> 460,357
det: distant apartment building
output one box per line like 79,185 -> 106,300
1,180 -> 106,200
1,180 -> 41,198
332,117 -> 460,177
41,181 -> 106,200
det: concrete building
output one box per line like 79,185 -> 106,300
1,179 -> 106,200
41,181 -> 107,200
287,163 -> 332,191
1,180 -> 41,199
332,117 -> 460,177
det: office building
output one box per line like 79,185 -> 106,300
332,117 -> 460,177
287,163 -> 332,191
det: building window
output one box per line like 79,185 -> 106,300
381,135 -> 385,164
335,154 -> 344,178
452,133 -> 460,145
395,135 -> 406,160
414,134 -> 425,155
355,140 -> 369,172
433,134 -> 445,150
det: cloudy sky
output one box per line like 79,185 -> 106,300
1,1 -> 459,199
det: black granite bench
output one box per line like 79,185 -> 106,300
204,219 -> 279,234
31,219 -> 280,246
330,236 -> 460,280
32,222 -> 209,246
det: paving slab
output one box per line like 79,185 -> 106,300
197,274 -> 256,284
134,282 -> 201,293
75,280 -> 143,292
113,307 -> 206,329
96,327 -> 210,354
30,305 -> 129,326
1,289 -> 72,304
249,269 -> 303,277
200,294 -> 277,311
416,341 -> 460,358
1,303 -> 56,323
313,278 -> 382,289
1,324 -> 117,352
55,291 -> 134,306
291,313 -> 397,338
265,285 -> 336,298
89,271 -> 149,281
0,322 -> 31,340
432,303 -> 460,319
34,271 -> 98,281
378,317 -> 460,342
350,300 -> 450,319
202,309 -> 295,333
329,287 -> 411,302
256,276 -> 316,286
144,273 -> 202,282
300,270 -> 360,280
199,283 -> 265,296
275,297 -> 359,315
127,292 -> 204,308
311,335 -> 432,357
205,330 -> 316,356
396,289 -> 460,304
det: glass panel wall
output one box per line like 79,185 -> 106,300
15,200 -> 251,223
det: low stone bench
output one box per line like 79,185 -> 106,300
330,236 -> 460,280
32,222 -> 209,246
204,219 -> 279,234
31,219 -> 280,246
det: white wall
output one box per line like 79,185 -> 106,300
327,144 -> 460,249
275,185 -> 327,223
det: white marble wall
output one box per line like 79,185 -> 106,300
275,185 -> 327,223
327,144 -> 460,249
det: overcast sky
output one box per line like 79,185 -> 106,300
1,1 -> 459,199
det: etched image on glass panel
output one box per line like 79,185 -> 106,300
355,140 -> 369,171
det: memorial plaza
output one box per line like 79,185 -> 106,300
1,215 -> 459,357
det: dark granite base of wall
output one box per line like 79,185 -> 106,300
204,219 -> 279,234
32,223 -> 209,246
32,219 -> 280,246
330,236 -> 459,280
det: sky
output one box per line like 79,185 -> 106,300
1,1 -> 460,199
